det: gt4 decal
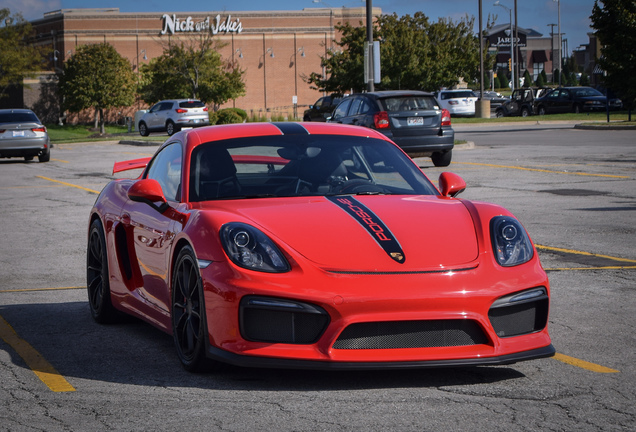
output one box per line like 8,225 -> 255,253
327,196 -> 405,263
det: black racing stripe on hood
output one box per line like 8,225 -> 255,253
272,122 -> 309,135
327,196 -> 405,264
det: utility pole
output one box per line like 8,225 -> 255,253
548,23 -> 557,81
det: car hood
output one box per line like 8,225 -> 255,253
207,195 -> 480,272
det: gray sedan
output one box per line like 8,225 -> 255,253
0,109 -> 51,162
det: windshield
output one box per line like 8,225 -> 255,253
381,96 -> 438,111
0,112 -> 40,124
188,135 -> 439,201
572,88 -> 604,97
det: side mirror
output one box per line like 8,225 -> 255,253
438,172 -> 466,197
128,179 -> 169,212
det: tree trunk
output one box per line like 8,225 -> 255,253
99,108 -> 105,135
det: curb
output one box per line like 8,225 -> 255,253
573,123 -> 636,131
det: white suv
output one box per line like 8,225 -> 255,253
138,99 -> 209,136
435,90 -> 478,117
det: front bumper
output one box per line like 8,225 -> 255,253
208,344 -> 556,370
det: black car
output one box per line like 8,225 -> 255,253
328,90 -> 454,167
480,90 -> 508,109
303,95 -> 341,122
495,88 -> 547,118
534,86 -> 607,115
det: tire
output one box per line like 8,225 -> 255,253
538,106 -> 547,116
138,121 -> 149,137
87,219 -> 117,323
495,110 -> 504,118
166,121 -> 178,136
431,150 -> 452,167
38,148 -> 51,162
171,246 -> 211,372
521,107 -> 530,117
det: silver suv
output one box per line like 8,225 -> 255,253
138,99 -> 209,136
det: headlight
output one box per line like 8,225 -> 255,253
490,216 -> 534,267
220,222 -> 290,272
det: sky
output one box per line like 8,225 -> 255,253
5,0 -> 598,54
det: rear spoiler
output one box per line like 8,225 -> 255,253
113,157 -> 152,175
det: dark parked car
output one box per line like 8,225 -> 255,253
0,109 -> 51,162
534,87 -> 607,115
495,88 -> 547,118
303,95 -> 341,121
480,91 -> 507,109
328,90 -> 454,166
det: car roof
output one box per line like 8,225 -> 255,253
346,90 -> 435,98
0,108 -> 36,114
168,122 -> 394,153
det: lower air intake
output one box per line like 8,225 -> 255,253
333,320 -> 489,350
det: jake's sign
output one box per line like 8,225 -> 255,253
161,14 -> 243,35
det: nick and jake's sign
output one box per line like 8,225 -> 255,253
161,14 -> 243,35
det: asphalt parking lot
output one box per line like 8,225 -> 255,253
1,123 -> 635,430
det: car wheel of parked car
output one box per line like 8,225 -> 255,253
538,106 -> 547,116
432,150 -> 452,167
496,109 -> 504,118
138,121 -> 149,137
171,245 -> 211,372
87,219 -> 117,324
166,121 -> 178,136
38,148 -> 50,162
521,107 -> 530,117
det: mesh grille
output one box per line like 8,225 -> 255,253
333,320 -> 488,350
489,299 -> 549,338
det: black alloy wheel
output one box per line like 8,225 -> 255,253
171,246 -> 210,372
521,107 -> 530,117
166,121 -> 177,136
87,219 -> 117,323
138,121 -> 149,137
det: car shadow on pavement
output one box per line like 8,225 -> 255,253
0,301 -> 526,392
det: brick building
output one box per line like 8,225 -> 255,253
20,7 -> 380,122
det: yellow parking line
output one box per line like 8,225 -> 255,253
36,176 -> 100,194
553,353 -> 619,373
536,245 -> 636,264
0,286 -> 85,293
545,266 -> 636,271
453,161 -> 630,179
0,315 -> 76,392
50,158 -> 69,163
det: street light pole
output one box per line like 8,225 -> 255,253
366,0 -> 374,92
555,0 -> 561,86
494,1 -> 514,92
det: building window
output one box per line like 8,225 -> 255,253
533,62 -> 544,80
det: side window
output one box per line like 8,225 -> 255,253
548,90 -> 559,100
359,99 -> 372,114
332,98 -> 352,119
160,102 -> 173,111
348,98 -> 363,115
145,142 -> 182,202
560,89 -> 571,100
149,103 -> 161,113
314,98 -> 324,109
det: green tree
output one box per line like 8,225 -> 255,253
591,0 -> 636,115
0,9 -> 44,100
139,35 -> 245,109
523,70 -> 532,87
305,12 -> 492,94
58,43 -> 136,134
